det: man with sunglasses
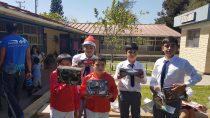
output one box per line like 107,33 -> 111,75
114,43 -> 147,118
150,37 -> 202,118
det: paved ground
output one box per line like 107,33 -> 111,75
36,103 -> 210,118
190,75 -> 210,85
0,67 -> 54,118
0,65 -> 209,118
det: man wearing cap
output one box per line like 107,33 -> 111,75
0,23 -> 32,118
114,43 -> 147,118
72,35 -> 97,118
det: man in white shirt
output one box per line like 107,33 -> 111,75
72,35 -> 97,118
114,43 -> 147,118
150,37 -> 202,118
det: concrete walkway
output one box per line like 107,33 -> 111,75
37,103 -> 210,118
0,68 -> 53,118
37,103 -> 153,118
0,67 -> 209,118
190,75 -> 210,85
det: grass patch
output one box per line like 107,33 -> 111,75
141,85 -> 210,108
105,60 -> 154,76
141,86 -> 153,104
190,85 -> 210,108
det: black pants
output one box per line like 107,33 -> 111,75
119,91 -> 141,118
153,100 -> 182,118
2,72 -> 25,118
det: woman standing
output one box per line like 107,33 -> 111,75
31,45 -> 45,69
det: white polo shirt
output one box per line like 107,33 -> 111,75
72,53 -> 97,77
150,56 -> 202,88
114,60 -> 147,92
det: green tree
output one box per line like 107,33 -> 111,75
50,0 -> 64,17
155,0 -> 190,32
186,0 -> 210,11
40,12 -> 66,21
70,18 -> 78,23
94,0 -> 138,62
154,9 -> 167,24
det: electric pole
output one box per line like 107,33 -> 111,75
35,0 -> 38,14
16,0 -> 25,9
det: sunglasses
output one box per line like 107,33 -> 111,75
163,44 -> 177,48
127,50 -> 137,54
95,63 -> 106,67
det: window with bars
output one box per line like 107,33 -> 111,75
0,22 -> 6,32
24,25 -> 37,34
186,29 -> 200,47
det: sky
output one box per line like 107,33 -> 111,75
0,0 -> 164,24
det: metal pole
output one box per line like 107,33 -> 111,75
154,37 -> 157,53
16,1 -> 25,9
146,63 -> 148,74
35,0 -> 38,14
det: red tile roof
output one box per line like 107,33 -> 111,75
68,23 -> 181,37
0,1 -> 180,37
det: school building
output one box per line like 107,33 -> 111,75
68,23 -> 180,56
0,1 -> 180,59
174,3 -> 210,74
0,1 -> 87,56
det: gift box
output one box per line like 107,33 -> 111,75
119,68 -> 142,76
153,94 -> 176,114
57,66 -> 82,85
86,80 -> 108,96
142,98 -> 154,113
77,59 -> 95,66
163,87 -> 188,102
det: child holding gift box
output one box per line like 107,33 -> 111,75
79,57 -> 118,118
50,53 -> 80,118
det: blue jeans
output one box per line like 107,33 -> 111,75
2,72 -> 25,118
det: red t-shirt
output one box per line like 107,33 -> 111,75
79,72 -> 118,112
50,69 -> 80,112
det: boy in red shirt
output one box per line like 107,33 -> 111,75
72,35 -> 97,118
50,53 -> 80,118
80,57 -> 118,118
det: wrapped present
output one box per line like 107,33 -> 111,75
119,68 -> 143,76
57,66 -> 82,85
182,101 -> 207,113
77,59 -> 95,66
160,104 -> 176,114
163,86 -> 188,102
153,94 -> 176,114
86,80 -> 108,96
142,98 -> 154,113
